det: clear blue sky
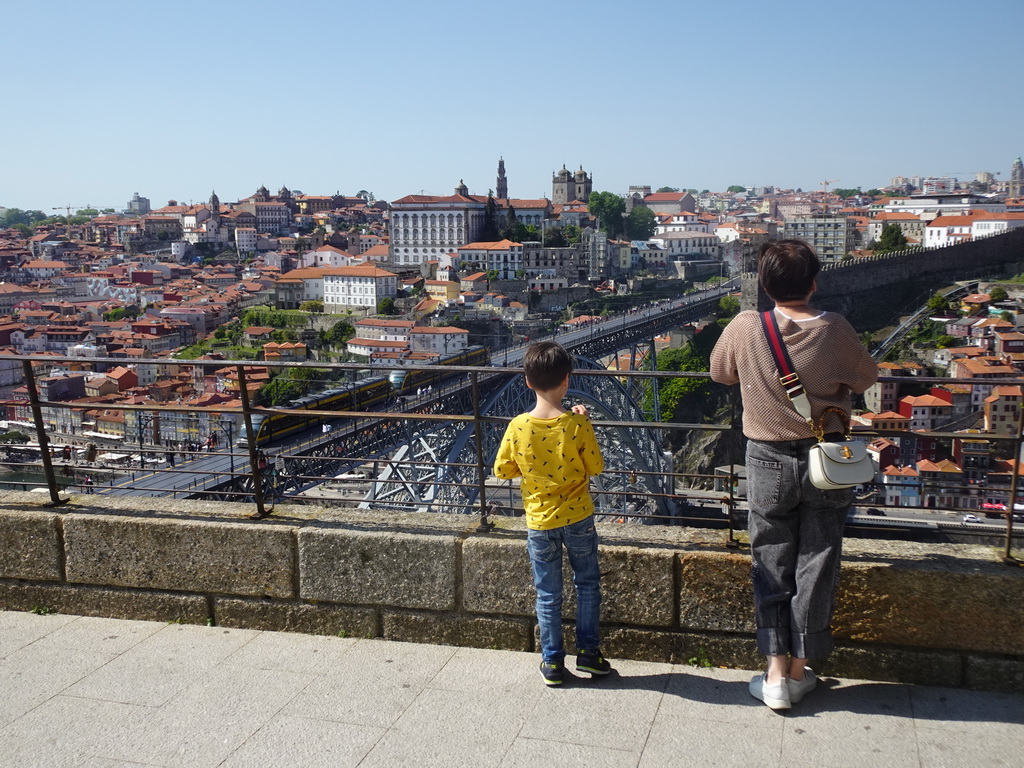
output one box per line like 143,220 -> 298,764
2,0 -> 1021,212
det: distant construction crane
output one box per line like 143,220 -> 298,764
52,204 -> 114,221
820,179 -> 839,213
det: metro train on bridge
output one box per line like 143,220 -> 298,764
238,346 -> 489,446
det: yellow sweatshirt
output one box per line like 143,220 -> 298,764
494,411 -> 604,530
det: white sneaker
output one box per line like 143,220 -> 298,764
788,668 -> 817,704
749,672 -> 791,710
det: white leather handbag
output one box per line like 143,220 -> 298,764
807,437 -> 874,490
760,311 -> 873,490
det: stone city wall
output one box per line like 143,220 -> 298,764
741,228 -> 1024,328
1,493 -> 1022,692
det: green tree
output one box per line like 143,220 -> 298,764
625,206 -> 657,240
377,297 -> 396,315
480,192 -> 501,241
989,286 -> 1009,302
718,295 -> 741,318
501,205 -> 517,238
726,185 -> 746,193
299,300 -> 324,312
876,223 -> 908,253
831,188 -> 862,199
0,430 -> 28,444
325,320 -> 354,346
655,324 -> 724,421
544,227 -> 568,247
865,189 -> 883,197
656,186 -> 679,193
587,191 -> 626,237
563,224 -> 582,245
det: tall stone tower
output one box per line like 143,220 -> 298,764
573,166 -> 592,202
1010,157 -> 1024,198
552,165 -> 592,204
496,158 -> 508,200
209,190 -> 220,223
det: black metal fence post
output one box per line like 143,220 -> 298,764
471,371 -> 493,532
22,359 -> 66,506
1003,397 -> 1023,564
236,365 -> 268,519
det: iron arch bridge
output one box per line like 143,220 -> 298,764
359,356 -> 674,521
184,294 -> 729,510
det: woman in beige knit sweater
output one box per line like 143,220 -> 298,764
710,240 -> 878,710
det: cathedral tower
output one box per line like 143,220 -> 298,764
496,158 -> 508,200
209,190 -> 220,223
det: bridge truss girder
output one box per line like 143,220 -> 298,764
366,357 -> 675,523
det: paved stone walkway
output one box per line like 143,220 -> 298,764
1,611 -> 1022,767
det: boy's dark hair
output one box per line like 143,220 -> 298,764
758,239 -> 820,302
523,341 -> 573,392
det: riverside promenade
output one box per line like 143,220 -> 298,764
1,611 -> 1021,767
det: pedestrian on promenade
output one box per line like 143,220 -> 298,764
84,476 -> 94,494
710,239 -> 878,710
494,341 -> 609,686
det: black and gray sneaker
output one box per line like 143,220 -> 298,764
540,660 -> 564,686
576,649 -> 612,675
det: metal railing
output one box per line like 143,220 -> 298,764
3,354 -> 1022,562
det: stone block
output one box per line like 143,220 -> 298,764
822,644 -> 963,687
383,610 -> 531,651
601,545 -> 675,627
671,631 -> 762,670
600,627 -> 676,664
299,526 -> 457,610
0,579 -> 209,624
834,562 -> 1024,656
678,551 -> 754,633
964,655 -> 1024,693
0,510 -> 61,581
462,536 -> 532,615
598,627 -> 760,669
214,597 -> 378,638
63,514 -> 295,598
462,536 -> 675,628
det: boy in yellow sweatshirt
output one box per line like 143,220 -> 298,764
494,341 -> 608,685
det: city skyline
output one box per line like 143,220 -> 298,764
2,0 -> 1021,211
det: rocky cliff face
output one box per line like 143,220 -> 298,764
668,392 -> 745,490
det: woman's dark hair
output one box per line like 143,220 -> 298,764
523,341 -> 573,391
757,239 -> 821,302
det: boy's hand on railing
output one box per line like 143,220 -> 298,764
571,404 -> 590,418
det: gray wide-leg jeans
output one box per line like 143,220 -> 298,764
746,437 -> 851,660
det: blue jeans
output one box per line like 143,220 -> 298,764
746,438 -> 851,660
527,516 -> 601,663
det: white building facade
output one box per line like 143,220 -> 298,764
390,191 -> 486,266
323,265 -> 398,311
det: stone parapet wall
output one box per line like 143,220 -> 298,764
1,494 -> 1022,692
